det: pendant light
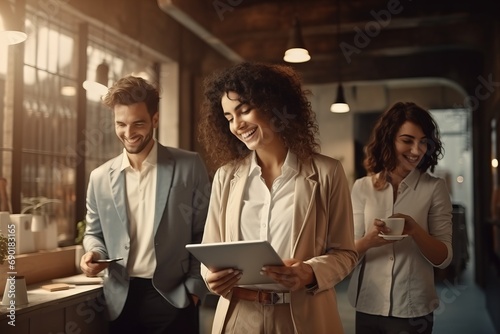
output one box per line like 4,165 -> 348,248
83,60 -> 109,96
283,1 -> 310,63
330,0 -> 350,113
0,2 -> 27,46
0,30 -> 27,45
330,83 -> 349,113
83,25 -> 109,97
283,16 -> 311,63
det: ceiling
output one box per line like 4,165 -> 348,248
158,0 -> 498,85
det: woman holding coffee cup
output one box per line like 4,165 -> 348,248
347,102 -> 453,334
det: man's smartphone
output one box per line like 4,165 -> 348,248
92,257 -> 123,263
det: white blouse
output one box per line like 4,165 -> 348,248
347,169 -> 453,318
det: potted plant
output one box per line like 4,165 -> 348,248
21,196 -> 62,216
75,219 -> 86,245
21,196 -> 62,250
74,219 -> 86,273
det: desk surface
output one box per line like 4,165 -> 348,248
0,274 -> 103,317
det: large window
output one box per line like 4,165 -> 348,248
21,7 -> 79,245
84,24 -> 159,183
0,2 -> 167,249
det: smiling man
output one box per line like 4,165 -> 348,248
80,76 -> 211,334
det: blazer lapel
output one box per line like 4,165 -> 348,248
109,154 -> 128,229
291,159 -> 317,255
226,162 -> 250,242
154,146 -> 173,236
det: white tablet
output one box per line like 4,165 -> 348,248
186,240 -> 284,285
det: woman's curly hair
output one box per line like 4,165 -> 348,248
364,102 -> 444,188
198,62 -> 319,171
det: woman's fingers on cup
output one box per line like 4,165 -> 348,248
374,219 -> 391,234
380,217 -> 405,235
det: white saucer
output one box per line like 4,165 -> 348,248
378,233 -> 408,241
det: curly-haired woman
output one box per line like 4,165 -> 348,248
198,62 -> 358,334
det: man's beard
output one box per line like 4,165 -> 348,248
124,130 -> 153,154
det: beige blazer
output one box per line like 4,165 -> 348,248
201,154 -> 358,334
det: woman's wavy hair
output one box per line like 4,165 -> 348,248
198,62 -> 319,171
364,102 -> 444,188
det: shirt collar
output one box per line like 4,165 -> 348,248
283,150 -> 298,174
402,168 -> 421,190
120,140 -> 158,171
248,150 -> 298,176
374,168 -> 422,191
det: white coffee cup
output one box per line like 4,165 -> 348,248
380,217 -> 405,235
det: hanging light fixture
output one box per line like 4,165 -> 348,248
330,83 -> 350,113
330,0 -> 350,113
83,25 -> 109,97
0,30 -> 27,45
83,60 -> 109,96
0,4 -> 27,46
283,16 -> 311,63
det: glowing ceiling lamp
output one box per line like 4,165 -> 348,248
330,0 -> 350,113
83,60 -> 109,96
283,16 -> 311,64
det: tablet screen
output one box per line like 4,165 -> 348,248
186,240 -> 284,285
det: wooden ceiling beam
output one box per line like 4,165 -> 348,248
159,0 -> 496,84
221,20 -> 486,62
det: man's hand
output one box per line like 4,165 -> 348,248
80,251 -> 108,277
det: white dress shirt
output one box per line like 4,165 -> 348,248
240,150 -> 298,290
347,169 -> 452,318
121,141 -> 158,278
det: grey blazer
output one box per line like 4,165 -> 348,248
83,143 -> 211,320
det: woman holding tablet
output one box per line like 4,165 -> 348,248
197,62 -> 358,334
